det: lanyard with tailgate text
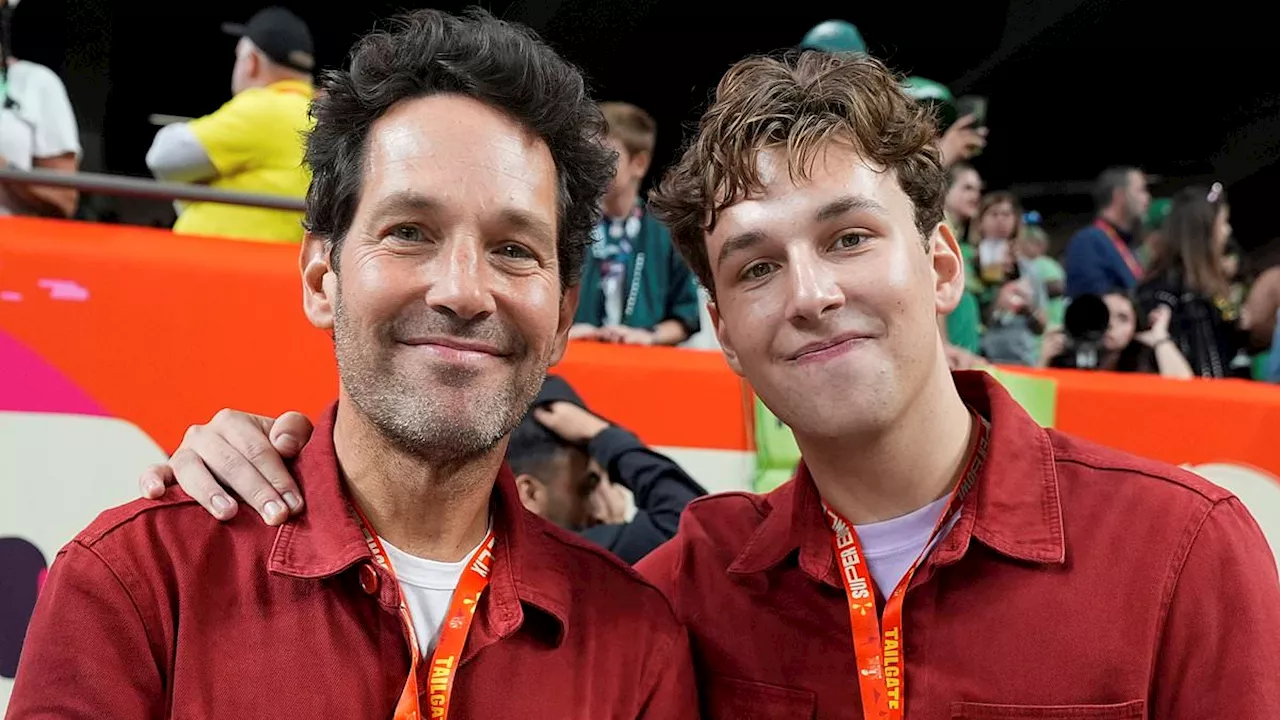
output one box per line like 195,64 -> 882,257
823,412 -> 990,719
350,501 -> 496,720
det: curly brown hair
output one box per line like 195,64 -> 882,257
649,50 -> 946,295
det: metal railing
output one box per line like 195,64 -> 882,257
0,167 -> 305,212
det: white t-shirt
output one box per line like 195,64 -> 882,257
853,494 -> 956,593
380,536 -> 483,656
0,60 -> 81,215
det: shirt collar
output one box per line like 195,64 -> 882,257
267,402 -> 570,647
728,371 -> 1066,583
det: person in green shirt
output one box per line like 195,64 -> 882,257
571,102 -> 701,346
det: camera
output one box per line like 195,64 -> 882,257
1052,294 -> 1111,369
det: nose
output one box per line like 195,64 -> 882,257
424,237 -> 497,322
785,247 -> 844,325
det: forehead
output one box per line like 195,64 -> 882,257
1104,294 -> 1132,313
706,143 -> 912,246
359,94 -> 559,223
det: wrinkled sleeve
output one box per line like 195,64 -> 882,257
5,541 -> 164,719
1151,497 -> 1280,719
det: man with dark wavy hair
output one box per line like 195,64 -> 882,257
6,10 -> 694,718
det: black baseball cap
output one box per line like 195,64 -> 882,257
222,7 -> 315,74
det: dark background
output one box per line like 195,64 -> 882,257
11,0 -> 1279,256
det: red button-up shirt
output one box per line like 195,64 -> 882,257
638,372 -> 1280,719
8,405 -> 695,719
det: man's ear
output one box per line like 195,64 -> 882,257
931,223 -> 966,316
709,301 -> 744,376
514,473 -> 544,515
549,284 -> 580,366
630,150 -> 652,179
300,232 -> 337,330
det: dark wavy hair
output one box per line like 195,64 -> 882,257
303,8 -> 615,286
650,50 -> 946,296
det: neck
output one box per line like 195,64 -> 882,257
1100,207 -> 1130,231
798,355 -> 974,525
332,401 -> 500,561
602,188 -> 639,220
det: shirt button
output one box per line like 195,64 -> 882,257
358,563 -> 380,595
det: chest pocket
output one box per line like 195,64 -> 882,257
952,700 -> 1145,719
704,675 -> 816,720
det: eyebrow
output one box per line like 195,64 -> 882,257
715,230 -> 768,270
368,190 -> 442,219
497,208 -> 557,250
814,195 -> 890,223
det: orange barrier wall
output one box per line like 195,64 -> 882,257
2,216 -> 1280,474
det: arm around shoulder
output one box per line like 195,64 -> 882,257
1150,497 -> 1280,718
5,541 -> 165,719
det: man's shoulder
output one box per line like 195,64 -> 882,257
637,489 -> 779,587
1066,223 -> 1107,247
675,489 -> 775,543
1048,429 -> 1232,510
72,489 -> 275,570
10,60 -> 66,91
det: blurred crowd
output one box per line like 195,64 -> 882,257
2,6 -> 1278,380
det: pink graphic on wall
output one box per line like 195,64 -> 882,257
0,330 -> 108,416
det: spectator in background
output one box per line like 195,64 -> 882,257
1044,291 -> 1194,378
1065,166 -> 1151,297
146,7 -> 314,243
570,102 -> 701,346
1136,184 -> 1243,378
975,192 -> 1047,366
1019,221 -> 1066,329
508,376 -> 706,563
1242,240 -> 1280,357
941,162 -> 983,353
1139,196 -> 1172,269
0,0 -> 80,218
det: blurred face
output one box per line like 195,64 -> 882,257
1213,205 -> 1232,253
602,135 -> 649,209
979,200 -> 1017,240
1103,293 -> 1136,352
945,168 -> 981,222
520,448 -> 603,530
1122,171 -> 1151,227
301,94 -> 576,462
705,143 -> 965,440
230,38 -> 259,96
1017,234 -> 1046,259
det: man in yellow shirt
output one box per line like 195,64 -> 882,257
146,8 -> 315,243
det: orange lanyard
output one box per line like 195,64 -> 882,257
350,502 -> 496,720
823,413 -> 989,719
1093,219 -> 1144,281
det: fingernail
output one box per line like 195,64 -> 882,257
277,434 -> 301,454
211,494 -> 232,513
145,478 -> 164,496
264,500 -> 284,519
282,492 -> 301,510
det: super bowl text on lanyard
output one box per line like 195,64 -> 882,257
350,500 -> 497,720
823,412 -> 990,719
